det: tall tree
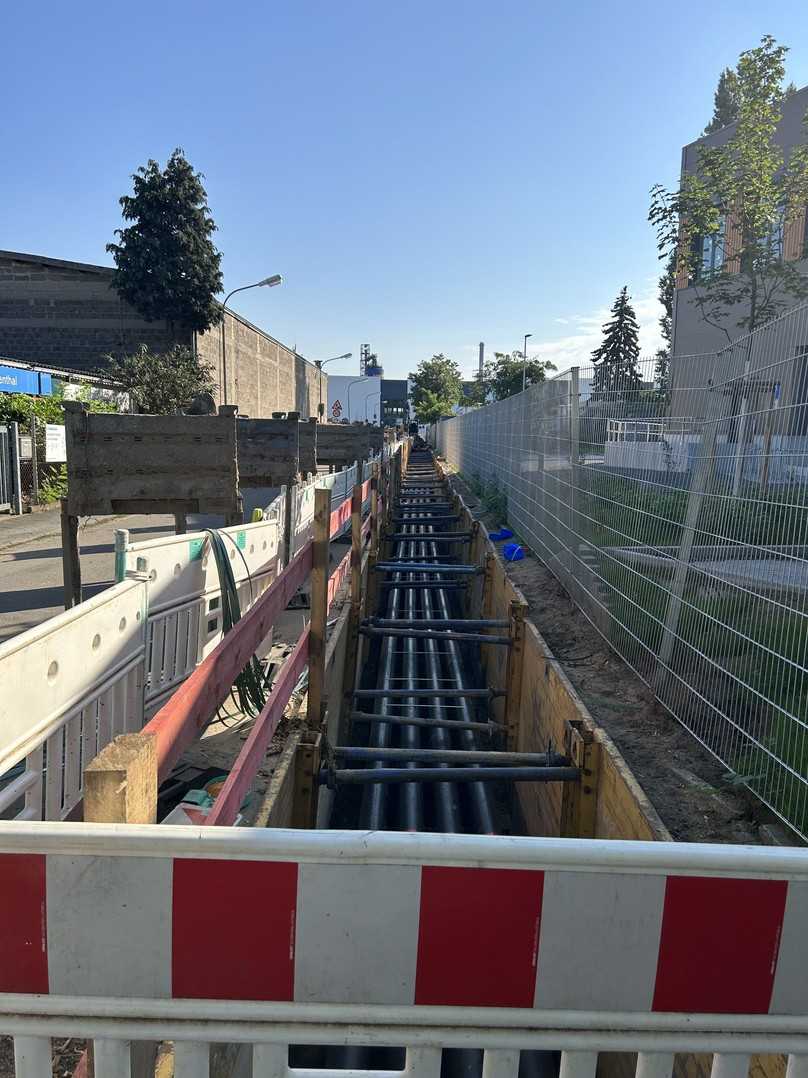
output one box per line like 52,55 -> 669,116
478,351 -> 556,401
650,36 -> 808,339
409,353 -> 462,422
704,68 -> 741,134
107,149 -> 223,333
591,287 -> 642,395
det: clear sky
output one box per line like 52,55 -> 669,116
3,1 -> 808,381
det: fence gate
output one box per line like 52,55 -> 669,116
0,424 -> 11,512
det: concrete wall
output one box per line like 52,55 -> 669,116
195,311 -> 321,420
0,251 -> 177,368
0,250 -> 321,420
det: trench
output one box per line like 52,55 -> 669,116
292,441 -> 577,1077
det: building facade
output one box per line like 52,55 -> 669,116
0,250 -> 321,418
671,86 -> 808,358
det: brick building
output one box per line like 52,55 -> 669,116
0,250 -> 322,418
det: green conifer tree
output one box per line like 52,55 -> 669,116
107,149 -> 223,333
591,287 -> 642,396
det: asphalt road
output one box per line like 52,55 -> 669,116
0,509 -> 199,643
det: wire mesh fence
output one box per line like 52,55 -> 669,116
436,300 -> 808,839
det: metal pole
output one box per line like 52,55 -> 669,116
30,418 -> 39,507
326,766 -> 580,786
9,421 -> 22,515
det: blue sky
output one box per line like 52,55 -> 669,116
3,1 -> 808,380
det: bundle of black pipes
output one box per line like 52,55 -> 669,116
294,442 -> 567,1077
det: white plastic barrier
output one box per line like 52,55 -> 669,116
116,500 -> 284,714
289,454 -> 381,559
1,826 -> 807,1076
0,578 -> 148,822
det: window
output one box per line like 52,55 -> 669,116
700,215 -> 726,277
762,209 -> 785,260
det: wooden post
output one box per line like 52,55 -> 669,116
84,733 -> 158,825
84,732 -> 159,1078
350,482 -> 362,616
174,513 -> 187,534
560,721 -> 601,838
60,496 -> 81,609
292,732 -> 322,827
503,600 -> 528,750
370,462 -> 381,556
306,486 -> 331,729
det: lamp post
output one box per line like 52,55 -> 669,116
314,353 -> 352,420
220,275 -> 282,405
346,377 -> 369,422
522,332 -> 533,393
363,387 -> 380,423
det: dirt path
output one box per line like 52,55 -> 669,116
449,470 -> 779,845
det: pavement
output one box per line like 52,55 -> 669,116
0,508 -> 202,644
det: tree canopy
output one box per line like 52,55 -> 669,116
104,344 -> 217,414
409,353 -> 462,422
107,149 -> 223,333
704,68 -> 741,134
473,351 -> 556,402
591,286 -> 642,395
650,36 -> 808,337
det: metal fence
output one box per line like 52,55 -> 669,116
437,300 -> 808,839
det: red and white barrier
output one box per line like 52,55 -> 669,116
1,827 -> 806,1016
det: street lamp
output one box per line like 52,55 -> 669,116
345,377 -> 370,422
220,275 -> 283,405
521,332 -> 533,392
363,387 -> 380,423
314,352 -> 352,420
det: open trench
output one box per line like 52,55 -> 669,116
293,442 -> 575,1077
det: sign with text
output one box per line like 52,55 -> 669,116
45,424 -> 67,463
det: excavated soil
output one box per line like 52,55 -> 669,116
449,469 -> 788,845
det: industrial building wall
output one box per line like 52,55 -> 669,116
195,312 -> 321,419
0,250 -> 321,419
0,250 -> 177,368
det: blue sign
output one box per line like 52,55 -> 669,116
0,364 -> 52,396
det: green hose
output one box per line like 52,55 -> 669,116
205,529 -> 269,718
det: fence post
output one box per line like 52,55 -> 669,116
9,421 -> 22,515
306,486 -> 331,729
29,418 -> 39,507
114,528 -> 130,583
283,482 -> 295,567
60,496 -> 81,609
567,368 -> 580,581
656,418 -> 720,687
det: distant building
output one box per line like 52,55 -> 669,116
327,375 -> 380,423
0,250 -> 321,418
671,86 -> 808,358
380,379 -> 409,426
